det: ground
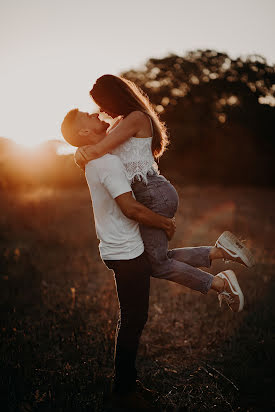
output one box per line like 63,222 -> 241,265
0,185 -> 274,411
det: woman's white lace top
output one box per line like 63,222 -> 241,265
111,137 -> 159,184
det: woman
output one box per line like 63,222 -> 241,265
75,74 -> 254,310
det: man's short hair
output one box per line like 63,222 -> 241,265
61,108 -> 83,147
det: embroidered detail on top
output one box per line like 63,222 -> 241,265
112,137 -> 159,184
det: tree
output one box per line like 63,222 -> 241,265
122,50 -> 275,185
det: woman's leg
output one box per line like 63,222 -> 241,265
133,175 -> 214,294
139,224 -> 214,294
104,253 -> 151,394
167,246 -> 212,268
132,176 -> 246,303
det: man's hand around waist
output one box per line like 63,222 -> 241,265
115,192 -> 177,239
164,217 -> 176,240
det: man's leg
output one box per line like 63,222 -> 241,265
104,253 -> 151,394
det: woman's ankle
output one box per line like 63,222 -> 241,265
211,276 -> 224,293
209,247 -> 224,261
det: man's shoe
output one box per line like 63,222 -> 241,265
215,231 -> 255,268
216,270 -> 244,312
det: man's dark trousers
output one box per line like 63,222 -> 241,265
104,252 -> 151,394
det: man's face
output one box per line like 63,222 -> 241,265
75,111 -> 109,141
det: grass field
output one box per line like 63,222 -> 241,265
0,185 -> 274,411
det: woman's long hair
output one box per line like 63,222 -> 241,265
90,74 -> 169,159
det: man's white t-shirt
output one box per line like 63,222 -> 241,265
85,154 -> 144,260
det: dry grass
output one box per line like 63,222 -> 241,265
0,185 -> 274,411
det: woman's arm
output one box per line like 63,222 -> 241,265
75,111 -> 145,169
107,116 -> 123,132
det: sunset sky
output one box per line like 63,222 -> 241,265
1,0 -> 275,148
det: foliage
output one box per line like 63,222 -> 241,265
122,50 -> 275,185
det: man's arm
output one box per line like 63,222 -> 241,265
92,155 -> 176,239
115,192 -> 176,240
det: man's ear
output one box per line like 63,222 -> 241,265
78,128 -> 90,136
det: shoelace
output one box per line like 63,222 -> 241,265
218,291 -> 235,307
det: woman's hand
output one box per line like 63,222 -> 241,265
165,217 -> 176,240
74,147 -> 88,170
74,146 -> 97,170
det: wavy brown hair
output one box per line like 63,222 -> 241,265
90,74 -> 169,159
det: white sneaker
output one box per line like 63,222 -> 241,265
216,270 -> 244,312
215,231 -> 255,268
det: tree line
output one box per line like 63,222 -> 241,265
122,50 -> 275,185
1,49 -> 274,189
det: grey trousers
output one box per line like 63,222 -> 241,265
132,173 -> 214,294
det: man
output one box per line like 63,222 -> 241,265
61,109 -> 175,409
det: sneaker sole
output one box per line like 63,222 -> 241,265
216,231 -> 255,268
221,270 -> 244,312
